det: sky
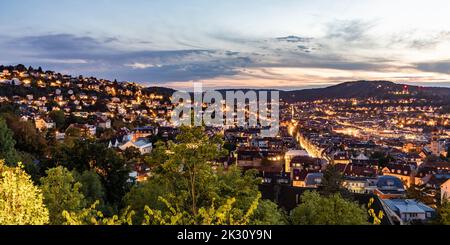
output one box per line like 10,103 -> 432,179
1,0 -> 450,90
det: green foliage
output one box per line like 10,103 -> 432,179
63,201 -> 134,225
2,113 -> 48,158
125,127 -> 282,225
0,161 -> 49,225
437,201 -> 450,225
215,166 -> 263,219
123,147 -> 144,165
40,166 -> 86,225
51,139 -> 130,204
321,164 -> 343,195
0,117 -> 18,165
406,185 -> 436,206
148,126 -> 227,216
124,177 -> 173,223
97,128 -> 116,141
250,200 -> 287,225
290,191 -> 368,225
74,170 -> 106,206
65,127 -> 82,138
367,198 -> 384,225
49,110 -> 66,130
142,194 -> 260,225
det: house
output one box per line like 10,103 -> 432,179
383,199 -> 435,224
292,169 -> 310,187
420,161 -> 450,173
332,151 -> 351,165
291,155 -> 323,170
374,175 -> 406,199
97,118 -> 111,129
350,153 -> 373,165
419,147 -> 432,159
342,177 -> 377,194
292,170 -> 322,188
284,149 -> 309,173
132,126 -> 157,140
304,173 -> 323,188
34,118 -> 55,131
381,164 -> 420,187
429,131 -> 448,157
236,147 -> 263,167
4,78 -> 22,86
337,163 -> 378,178
54,131 -> 65,141
119,139 -> 153,155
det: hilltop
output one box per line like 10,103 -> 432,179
280,81 -> 450,102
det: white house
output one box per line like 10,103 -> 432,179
0,78 -> 21,85
119,139 -> 153,155
383,199 -> 435,224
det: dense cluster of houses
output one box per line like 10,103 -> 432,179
226,117 -> 449,224
0,65 -> 172,134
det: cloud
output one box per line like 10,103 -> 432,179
1,33 -> 255,83
389,30 -> 450,50
275,36 -> 314,43
415,60 -> 450,74
325,19 -> 375,42
2,28 -> 450,89
125,63 -> 162,69
409,31 -> 450,50
12,34 -> 107,56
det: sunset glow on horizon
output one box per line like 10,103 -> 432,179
1,0 -> 450,89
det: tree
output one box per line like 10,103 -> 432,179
321,164 -> 343,195
142,195 -> 260,225
215,166 -> 266,220
406,185 -> 436,206
0,117 -> 18,164
40,166 -> 86,225
62,202 -> 134,225
250,200 -> 287,225
290,191 -> 368,225
125,127 -> 279,225
49,110 -> 66,130
437,201 -> 450,225
148,126 -> 227,216
98,128 -> 116,141
2,113 -> 48,158
124,177 -> 173,223
123,147 -> 144,165
50,139 -> 130,205
0,161 -> 49,225
74,170 -> 105,206
65,126 -> 82,138
63,201 -> 134,225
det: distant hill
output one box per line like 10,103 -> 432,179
151,81 -> 450,104
142,86 -> 176,98
279,80 -> 450,102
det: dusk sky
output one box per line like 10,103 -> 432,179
1,0 -> 450,89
